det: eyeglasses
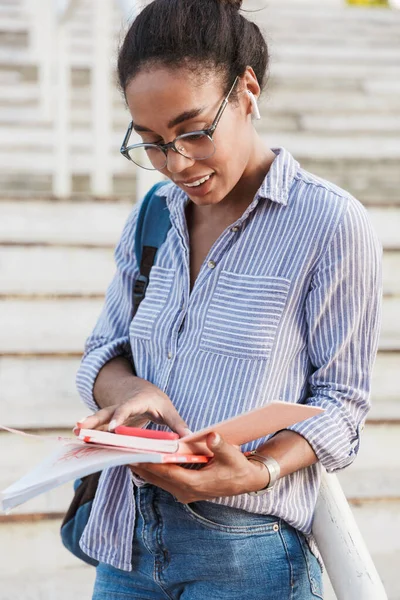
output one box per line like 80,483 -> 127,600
120,76 -> 239,171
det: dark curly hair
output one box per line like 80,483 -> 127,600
117,0 -> 269,100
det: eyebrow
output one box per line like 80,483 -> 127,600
132,107 -> 207,133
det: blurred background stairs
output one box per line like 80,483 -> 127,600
0,0 -> 399,598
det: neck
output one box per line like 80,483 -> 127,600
190,133 -> 276,227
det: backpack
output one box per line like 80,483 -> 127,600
60,181 -> 172,566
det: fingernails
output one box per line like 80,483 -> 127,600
183,428 -> 192,435
108,419 -> 117,432
72,426 -> 80,436
210,433 -> 220,447
76,416 -> 89,425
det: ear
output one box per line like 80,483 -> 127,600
243,65 -> 261,99
240,66 -> 261,118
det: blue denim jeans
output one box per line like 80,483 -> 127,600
92,484 -> 323,599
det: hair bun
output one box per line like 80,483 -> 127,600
220,0 -> 242,10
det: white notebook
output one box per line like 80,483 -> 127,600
1,401 -> 323,511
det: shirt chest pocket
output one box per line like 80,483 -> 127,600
200,272 -> 291,360
130,266 -> 175,341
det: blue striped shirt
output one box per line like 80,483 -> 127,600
76,147 -> 382,570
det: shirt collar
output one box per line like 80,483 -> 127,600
155,146 -> 299,211
257,147 -> 299,206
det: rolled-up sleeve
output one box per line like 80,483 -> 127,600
76,206 -> 140,413
287,197 -> 382,472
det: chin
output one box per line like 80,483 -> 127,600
188,195 -> 221,206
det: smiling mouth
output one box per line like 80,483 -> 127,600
182,174 -> 214,188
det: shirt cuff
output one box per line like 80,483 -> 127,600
286,398 -> 363,473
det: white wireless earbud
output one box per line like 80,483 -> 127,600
247,90 -> 261,120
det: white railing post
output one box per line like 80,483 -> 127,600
91,0 -> 114,196
53,13 -> 71,197
117,0 -> 162,201
312,470 -> 388,600
27,0 -> 55,121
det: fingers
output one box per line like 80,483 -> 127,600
75,390 -> 190,437
205,432 -> 244,465
130,464 -> 196,502
76,407 -> 115,430
107,397 -> 150,431
163,409 -> 192,438
107,394 -> 191,436
129,465 -> 175,490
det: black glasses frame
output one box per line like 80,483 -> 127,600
120,76 -> 239,170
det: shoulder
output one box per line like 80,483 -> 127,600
118,181 -> 173,252
293,167 -> 351,216
291,166 -> 377,246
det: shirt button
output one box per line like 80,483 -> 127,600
231,226 -> 239,232
167,352 -> 173,360
207,260 -> 216,269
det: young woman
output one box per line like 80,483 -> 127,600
75,0 -> 382,597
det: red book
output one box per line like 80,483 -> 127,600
115,426 -> 179,440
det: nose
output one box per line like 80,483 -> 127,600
165,147 -> 195,174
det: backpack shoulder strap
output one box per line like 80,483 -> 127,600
133,181 -> 172,315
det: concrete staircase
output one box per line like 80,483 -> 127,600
0,1 -> 399,598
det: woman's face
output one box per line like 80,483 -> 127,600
124,67 -> 257,207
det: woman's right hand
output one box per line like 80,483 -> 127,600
75,378 -> 191,438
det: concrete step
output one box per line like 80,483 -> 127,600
2,100 -> 399,137
0,349 -> 397,428
270,62 -> 400,82
2,246 -> 399,297
0,519 -> 95,592
0,457 -> 399,598
0,295 -> 397,353
0,162 -> 397,203
0,15 -> 29,33
267,28 -> 400,45
263,90 -> 400,114
0,246 -> 117,295
0,81 -> 39,102
298,114 -> 400,134
0,424 -> 399,516
0,513 -> 397,599
69,84 -> 400,115
3,129 -> 398,163
272,43 -> 400,65
0,47 -> 106,70
1,60 -> 398,92
1,200 -> 398,247
261,1 -> 400,23
296,157 -> 400,206
0,565 -> 95,600
370,353 -> 400,420
0,62 -> 36,83
1,142 -> 400,192
0,69 -> 23,85
0,105 -> 127,128
0,124 -> 126,148
0,6 -> 24,21
4,118 -> 400,150
266,134 -> 400,159
0,199 -> 132,246
270,77 -> 400,97
0,357 -> 86,429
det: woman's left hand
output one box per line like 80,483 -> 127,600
129,432 -> 270,503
